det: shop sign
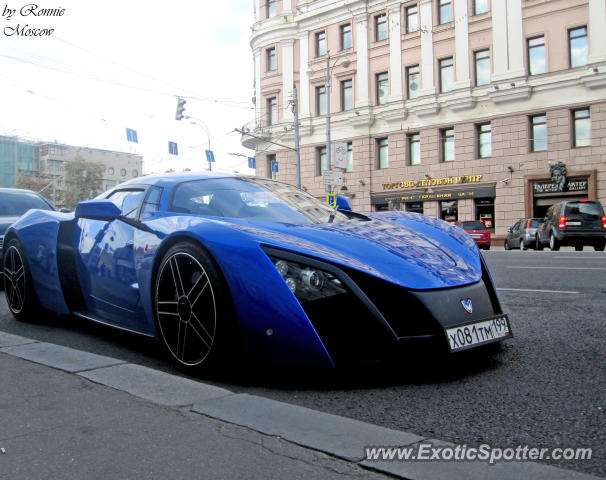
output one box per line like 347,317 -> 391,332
382,175 -> 483,191
372,186 -> 496,204
533,178 -> 588,194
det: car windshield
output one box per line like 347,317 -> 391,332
0,192 -> 52,216
461,221 -> 486,230
564,202 -> 603,218
170,177 -> 352,224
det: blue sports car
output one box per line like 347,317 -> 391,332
3,173 -> 511,369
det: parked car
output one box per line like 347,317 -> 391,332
0,188 -> 54,268
535,200 -> 606,251
504,218 -> 543,250
456,221 -> 491,250
3,173 -> 511,370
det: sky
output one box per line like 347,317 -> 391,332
0,0 -> 256,175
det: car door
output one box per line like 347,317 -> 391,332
511,221 -> 521,246
76,188 -> 147,327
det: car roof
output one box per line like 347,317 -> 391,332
0,187 -> 41,195
118,171 -> 243,189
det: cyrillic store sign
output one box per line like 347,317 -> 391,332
372,186 -> 496,205
533,179 -> 588,194
382,175 -> 483,190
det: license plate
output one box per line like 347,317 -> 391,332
471,234 -> 482,238
566,221 -> 581,226
445,315 -> 511,352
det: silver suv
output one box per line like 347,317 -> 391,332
505,218 -> 543,250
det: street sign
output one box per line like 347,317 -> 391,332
248,157 -> 256,169
205,150 -> 215,162
271,160 -> 279,172
332,141 -> 348,169
327,193 -> 337,208
322,170 -> 344,186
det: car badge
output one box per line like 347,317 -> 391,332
461,298 -> 473,314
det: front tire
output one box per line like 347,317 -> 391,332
549,232 -> 560,251
154,242 -> 235,371
3,239 -> 42,321
504,241 -> 511,251
520,239 -> 527,251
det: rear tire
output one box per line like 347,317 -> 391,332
574,245 -> 583,252
153,241 -> 236,371
535,236 -> 544,251
595,241 -> 605,252
3,239 -> 42,322
520,239 -> 527,251
549,232 -> 560,251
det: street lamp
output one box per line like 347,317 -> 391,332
320,53 -> 350,179
187,116 -> 212,171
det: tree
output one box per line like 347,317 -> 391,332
63,156 -> 105,209
14,173 -> 58,205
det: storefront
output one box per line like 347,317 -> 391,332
372,175 -> 496,230
524,165 -> 597,219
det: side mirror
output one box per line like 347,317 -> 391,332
336,195 -> 352,211
75,199 -> 121,221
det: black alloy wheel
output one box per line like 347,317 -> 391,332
154,242 -> 233,370
3,239 -> 40,321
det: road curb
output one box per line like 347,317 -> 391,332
0,331 -> 602,480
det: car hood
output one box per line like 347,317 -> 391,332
224,213 -> 482,290
0,216 -> 20,236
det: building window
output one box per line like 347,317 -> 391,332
108,167 -> 114,176
267,97 -> 278,125
406,5 -> 419,33
569,26 -> 588,68
340,23 -> 352,50
341,79 -> 353,111
407,65 -> 420,99
267,0 -> 276,18
375,13 -> 387,41
132,169 -> 138,177
528,36 -> 546,75
474,49 -> 490,86
406,202 -> 423,214
377,138 -> 388,169
376,72 -> 389,105
475,198 -> 494,230
120,168 -> 127,177
346,142 -> 354,172
440,200 -> 458,222
477,123 -> 492,158
439,0 -> 452,24
316,86 -> 327,115
474,0 -> 489,15
530,114 -> 547,152
573,108 -> 591,147
317,146 -> 328,175
408,133 -> 421,165
316,31 -> 326,57
439,57 -> 454,93
441,128 -> 455,162
267,154 -> 277,180
266,47 -> 276,71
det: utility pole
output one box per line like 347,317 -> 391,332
325,53 -> 332,177
292,85 -> 301,189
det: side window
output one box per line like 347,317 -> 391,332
107,189 -> 145,219
140,186 -> 163,218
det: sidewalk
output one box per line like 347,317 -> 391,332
0,331 -> 602,480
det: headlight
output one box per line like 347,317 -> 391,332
268,255 -> 345,302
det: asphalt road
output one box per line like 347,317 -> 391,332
1,250 -> 605,476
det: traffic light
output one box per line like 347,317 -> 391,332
175,97 -> 186,120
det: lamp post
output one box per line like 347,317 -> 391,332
320,53 -> 350,189
187,116 -> 212,171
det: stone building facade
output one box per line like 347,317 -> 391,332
243,0 -> 606,243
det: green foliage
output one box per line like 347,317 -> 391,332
64,156 -> 105,209
14,173 -> 57,205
